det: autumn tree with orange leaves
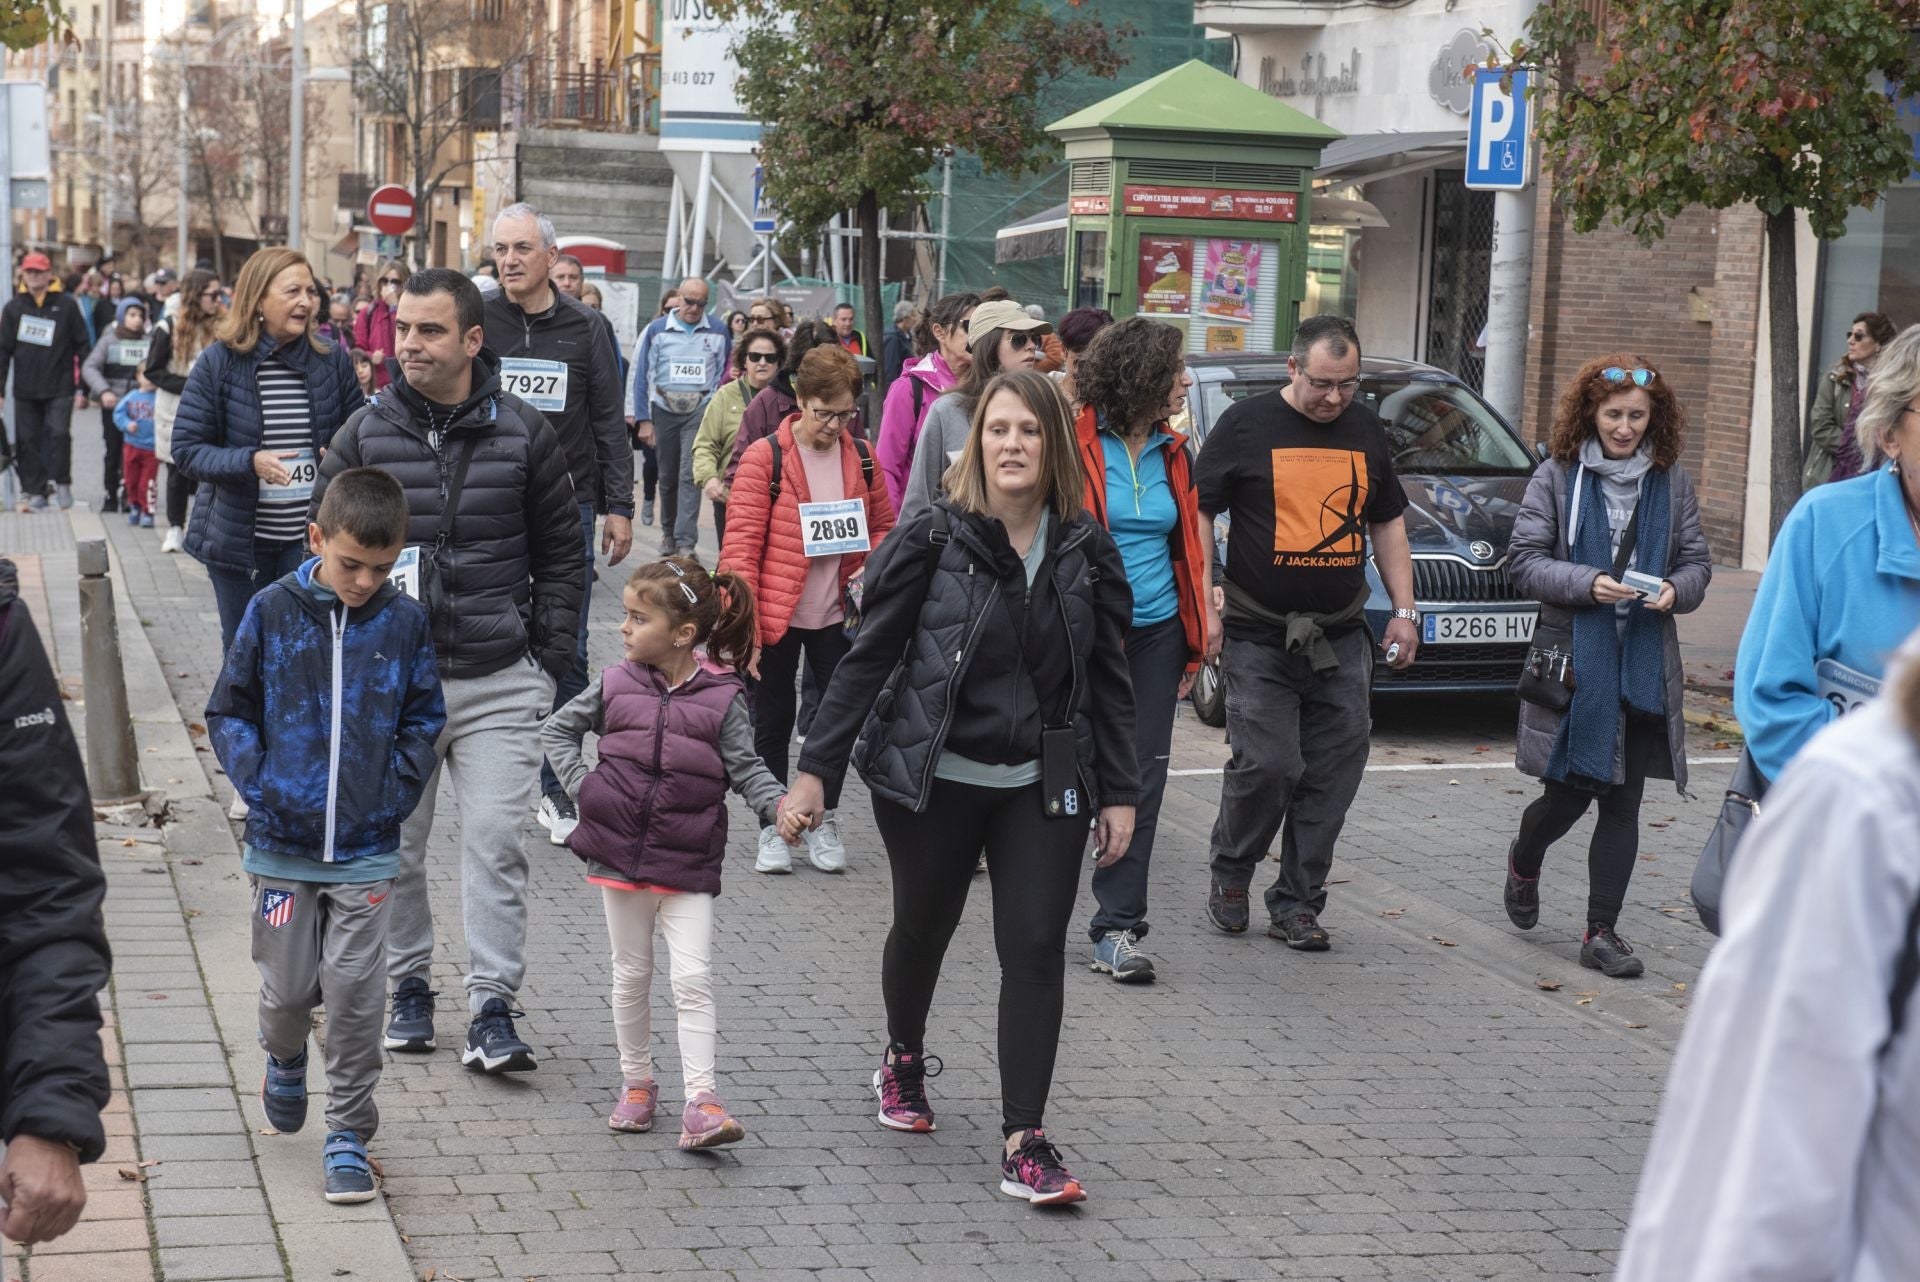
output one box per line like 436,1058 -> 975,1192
1519,0 -> 1920,532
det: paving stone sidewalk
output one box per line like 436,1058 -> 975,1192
24,411 -> 1752,1280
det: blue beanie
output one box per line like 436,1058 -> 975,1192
115,297 -> 147,326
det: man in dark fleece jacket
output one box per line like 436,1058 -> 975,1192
311,268 -> 582,1079
0,558 -> 111,1246
0,253 -> 93,510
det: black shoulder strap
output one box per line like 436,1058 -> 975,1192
1610,496 -> 1645,579
853,434 -> 874,489
436,434 -> 480,547
1881,891 -> 1920,1058
911,373 -> 926,424
771,433 -> 872,497
924,506 -> 951,576
767,433 -> 783,500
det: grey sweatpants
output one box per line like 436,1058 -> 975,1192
386,658 -> 555,1014
1207,628 -> 1374,923
252,875 -> 392,1140
649,403 -> 704,552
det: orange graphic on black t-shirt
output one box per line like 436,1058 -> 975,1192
1268,448 -> 1370,568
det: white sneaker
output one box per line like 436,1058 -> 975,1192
755,824 -> 792,874
228,794 -> 249,820
536,794 -> 579,846
804,812 -> 846,873
160,525 -> 184,553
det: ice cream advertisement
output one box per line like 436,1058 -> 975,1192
1200,239 -> 1260,324
1136,237 -> 1193,315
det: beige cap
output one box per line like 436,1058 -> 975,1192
965,298 -> 1051,350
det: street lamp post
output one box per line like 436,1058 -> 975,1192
289,0 -> 304,249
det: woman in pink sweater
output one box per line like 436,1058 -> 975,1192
874,292 -> 976,509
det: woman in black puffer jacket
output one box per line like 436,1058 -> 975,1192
785,368 -> 1138,1209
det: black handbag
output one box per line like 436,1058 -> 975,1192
1689,747 -> 1769,935
1516,485 -> 1643,713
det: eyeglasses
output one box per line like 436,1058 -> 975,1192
380,276 -> 403,286
1300,374 -> 1361,395
808,407 -> 859,426
200,289 -> 222,300
680,297 -> 708,311
743,351 -> 779,364
1600,366 -> 1656,387
1849,329 -> 1872,341
749,313 -> 775,323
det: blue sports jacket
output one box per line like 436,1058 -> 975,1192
207,560 -> 446,864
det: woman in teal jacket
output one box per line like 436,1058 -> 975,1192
1737,325 -> 1920,782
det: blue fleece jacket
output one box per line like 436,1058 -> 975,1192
207,558 -> 446,864
1735,466 -> 1920,781
630,311 -> 730,417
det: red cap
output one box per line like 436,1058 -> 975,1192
19,252 -> 51,271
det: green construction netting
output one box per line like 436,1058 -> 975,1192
926,4 -> 1229,318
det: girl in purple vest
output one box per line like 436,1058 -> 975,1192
542,557 -> 804,1149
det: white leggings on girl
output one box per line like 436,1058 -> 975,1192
601,886 -> 718,1093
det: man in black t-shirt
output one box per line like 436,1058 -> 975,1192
1192,315 -> 1420,951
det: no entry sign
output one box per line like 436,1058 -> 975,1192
367,185 -> 417,236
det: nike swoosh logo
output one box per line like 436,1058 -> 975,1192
367,892 -> 388,906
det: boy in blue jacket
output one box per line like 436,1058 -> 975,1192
207,467 -> 445,1204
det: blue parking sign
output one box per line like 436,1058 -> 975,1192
1466,67 -> 1533,191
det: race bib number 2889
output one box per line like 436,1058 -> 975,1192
798,498 -> 870,558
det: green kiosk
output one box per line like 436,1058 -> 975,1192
1048,59 -> 1341,354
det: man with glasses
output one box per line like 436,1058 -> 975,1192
1192,314 -> 1419,951
631,276 -> 731,557
482,202 -> 635,848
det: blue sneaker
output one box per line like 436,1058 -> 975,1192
384,977 -> 436,1053
1090,929 -> 1157,983
260,1049 -> 308,1132
462,998 -> 538,1074
322,1130 -> 377,1204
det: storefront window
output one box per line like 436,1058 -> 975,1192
1306,225 -> 1359,322
1132,233 -> 1281,353
1074,230 -> 1107,310
1811,94 -> 1920,379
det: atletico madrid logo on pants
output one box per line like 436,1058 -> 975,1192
261,887 -> 296,929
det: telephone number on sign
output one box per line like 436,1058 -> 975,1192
808,517 -> 863,542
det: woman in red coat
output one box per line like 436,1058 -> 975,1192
351,258 -> 408,388
721,344 -> 894,874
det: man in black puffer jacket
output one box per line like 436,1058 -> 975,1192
0,558 -> 111,1246
311,269 -> 582,1077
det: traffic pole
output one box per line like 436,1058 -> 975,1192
1482,186 -> 1534,428
76,539 -> 143,804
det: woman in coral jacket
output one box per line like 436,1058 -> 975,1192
720,343 -> 894,876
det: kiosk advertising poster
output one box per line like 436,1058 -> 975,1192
1200,238 -> 1260,324
1136,236 -> 1193,315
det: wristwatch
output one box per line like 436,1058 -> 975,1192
1391,608 -> 1419,623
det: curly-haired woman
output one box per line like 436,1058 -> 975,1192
1504,356 -> 1712,978
1068,315 -> 1210,983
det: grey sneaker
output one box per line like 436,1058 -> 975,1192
1090,929 -> 1156,982
26,493 -> 47,512
53,483 -> 72,510
1269,913 -> 1330,951
1207,880 -> 1249,934
804,812 -> 846,872
756,824 -> 792,874
641,498 -> 655,526
1581,924 -> 1645,978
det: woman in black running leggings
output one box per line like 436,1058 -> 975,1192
785,368 -> 1138,1207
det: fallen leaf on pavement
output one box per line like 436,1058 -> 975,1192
118,1167 -> 145,1181
1673,982 -> 1688,991
259,1127 -> 278,1136
1625,1023 -> 1648,1029
188,722 -> 206,736
1427,935 -> 1456,947
1378,908 -> 1405,918
1534,978 -> 1562,991
1576,998 -> 1593,1006
1712,740 -> 1732,750
181,858 -> 202,866
1447,779 -> 1459,786
138,1159 -> 160,1168
146,993 -> 169,1000
120,837 -> 138,847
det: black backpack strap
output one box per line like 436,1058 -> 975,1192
766,433 -> 783,500
911,373 -> 926,425
771,432 -> 872,498
1881,890 -> 1920,1058
853,434 -> 874,490
924,507 -> 951,576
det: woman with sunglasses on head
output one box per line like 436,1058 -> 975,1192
1806,312 -> 1899,488
693,328 -> 787,550
1504,355 -> 1712,978
897,298 -> 1049,523
874,291 -> 978,509
351,259 -> 409,389
720,345 -> 894,876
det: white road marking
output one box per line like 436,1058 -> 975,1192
1167,756 -> 1740,778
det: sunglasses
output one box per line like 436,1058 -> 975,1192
743,351 -> 779,364
680,297 -> 708,310
1600,366 -> 1656,387
1849,329 -> 1872,341
1006,332 -> 1038,351
380,277 -> 403,286
749,313 -> 775,322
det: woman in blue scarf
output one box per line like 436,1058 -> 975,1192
1505,355 -> 1713,978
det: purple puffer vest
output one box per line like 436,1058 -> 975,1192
568,660 -> 743,895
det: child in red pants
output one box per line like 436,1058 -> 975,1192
116,387 -> 159,526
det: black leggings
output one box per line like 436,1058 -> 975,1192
1512,716 -> 1669,928
754,624 -> 849,808
165,462 -> 193,527
873,777 -> 1089,1136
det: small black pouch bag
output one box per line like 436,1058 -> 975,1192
1517,491 -> 1643,713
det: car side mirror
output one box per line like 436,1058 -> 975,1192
1533,440 -> 1550,462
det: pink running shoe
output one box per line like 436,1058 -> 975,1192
677,1091 -> 746,1150
872,1044 -> 942,1133
608,1078 -> 658,1133
999,1129 -> 1087,1206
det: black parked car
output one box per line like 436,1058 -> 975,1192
1182,354 -> 1541,726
